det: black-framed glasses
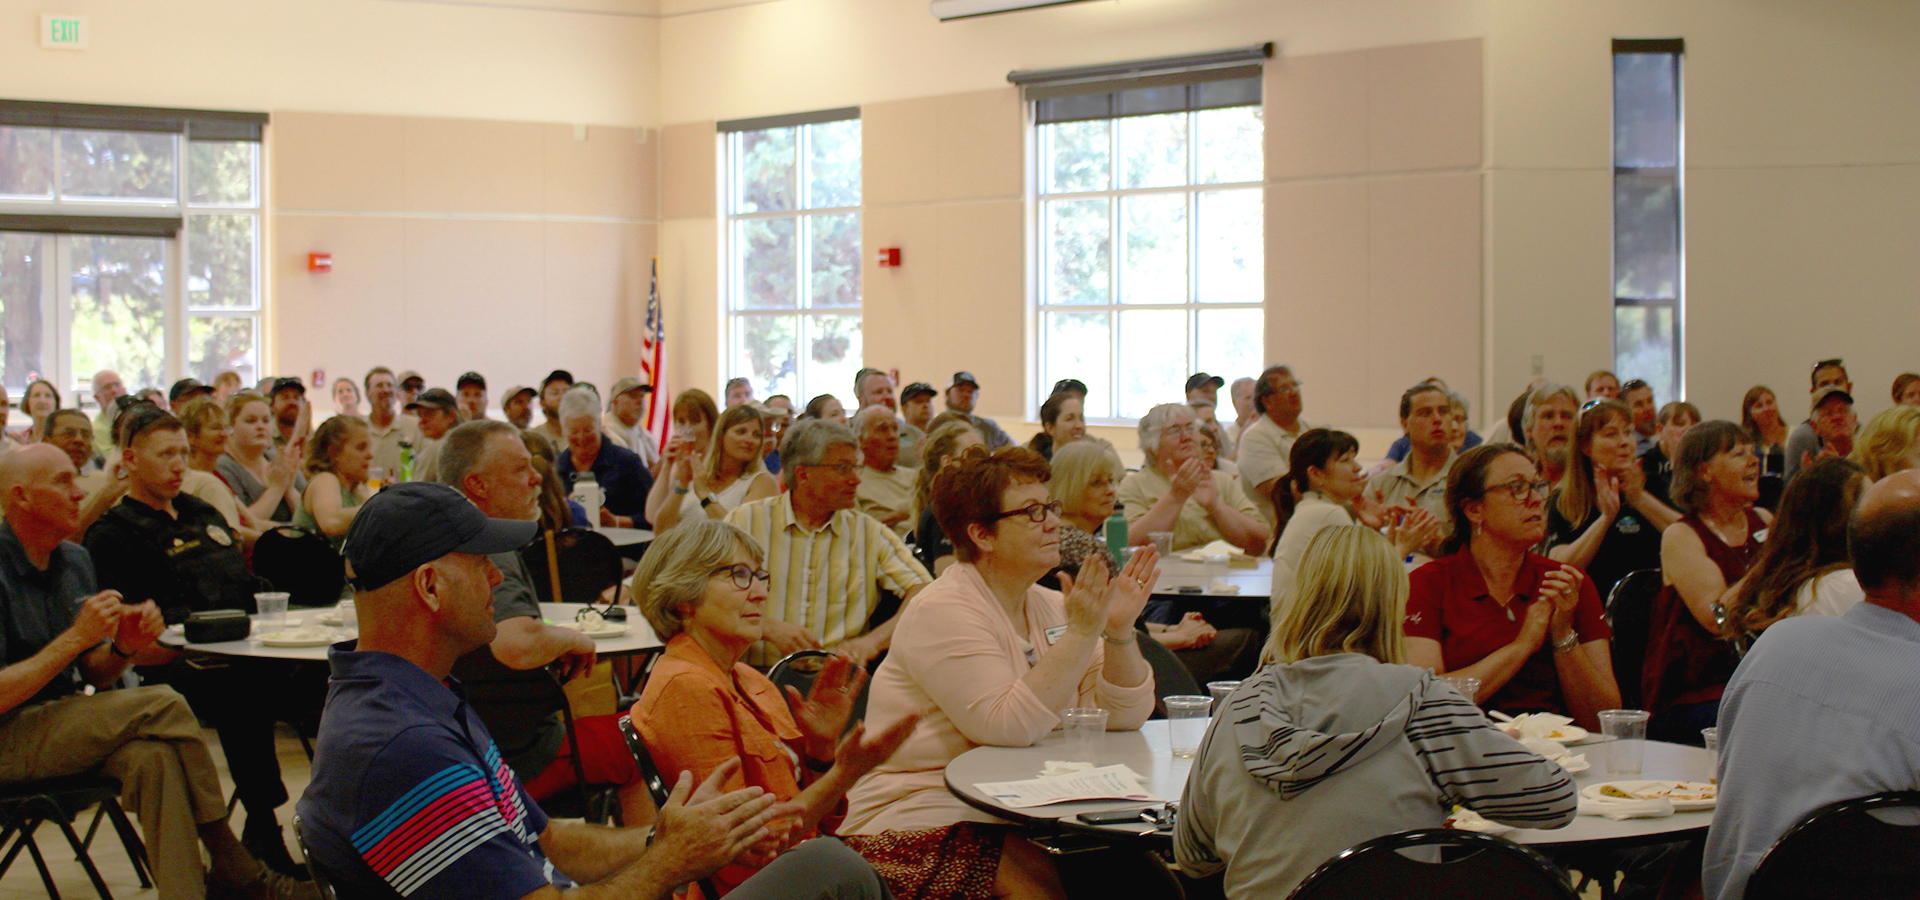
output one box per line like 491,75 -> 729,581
1487,478 -> 1552,501
711,563 -> 771,590
990,500 -> 1063,524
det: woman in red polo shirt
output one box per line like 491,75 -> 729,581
1404,444 -> 1622,729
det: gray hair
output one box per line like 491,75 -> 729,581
558,385 -> 600,425
1445,390 -> 1470,417
851,404 -> 893,436
1522,382 -> 1578,435
779,419 -> 858,489
435,419 -> 521,493
1138,402 -> 1194,463
631,519 -> 764,640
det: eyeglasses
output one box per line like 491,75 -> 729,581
1486,478 -> 1552,501
989,500 -> 1063,524
800,463 -> 860,476
711,563 -> 771,590
1160,423 -> 1198,436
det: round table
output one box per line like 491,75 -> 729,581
1150,557 -> 1272,602
945,721 -> 1714,848
595,527 -> 654,549
157,602 -> 663,661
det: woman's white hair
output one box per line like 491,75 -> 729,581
559,385 -> 601,425
1137,402 -> 1193,465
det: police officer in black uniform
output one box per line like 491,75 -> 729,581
82,403 -> 307,878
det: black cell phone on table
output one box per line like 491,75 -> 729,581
1077,808 -> 1153,826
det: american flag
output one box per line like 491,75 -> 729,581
641,257 -> 670,457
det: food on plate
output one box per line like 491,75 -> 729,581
1598,782 -> 1716,802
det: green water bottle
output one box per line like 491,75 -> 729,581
399,442 -> 415,482
1104,510 -> 1129,560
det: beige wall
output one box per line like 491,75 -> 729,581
272,112 -> 659,399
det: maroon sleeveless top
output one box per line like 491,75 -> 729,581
1641,509 -> 1766,715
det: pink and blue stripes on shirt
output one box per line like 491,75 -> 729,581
350,744 -> 532,896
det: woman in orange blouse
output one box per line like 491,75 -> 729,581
630,519 -> 915,897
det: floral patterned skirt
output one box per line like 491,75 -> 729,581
838,822 -> 1005,900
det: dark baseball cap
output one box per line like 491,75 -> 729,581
1811,385 -> 1855,412
169,378 -> 213,403
342,482 -> 537,592
457,371 -> 487,390
951,372 -> 980,389
1051,378 -> 1088,396
406,387 -> 458,412
397,370 -> 425,389
270,377 -> 306,398
541,369 -> 574,389
900,382 -> 937,403
1186,372 -> 1225,392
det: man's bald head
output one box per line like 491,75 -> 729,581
0,443 -> 85,542
1849,468 -> 1920,603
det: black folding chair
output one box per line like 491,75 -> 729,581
290,813 -> 340,900
1605,569 -> 1663,709
1288,829 -> 1577,900
767,649 -> 869,734
616,715 -> 721,900
251,525 -> 346,609
452,647 -> 618,824
0,773 -> 149,900
1137,629 -> 1203,719
1745,791 -> 1920,900
521,528 -> 624,606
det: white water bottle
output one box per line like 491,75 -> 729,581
571,471 -> 603,529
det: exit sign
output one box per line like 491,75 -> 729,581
41,15 -> 86,49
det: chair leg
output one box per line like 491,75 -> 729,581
17,820 -> 64,900
103,799 -> 152,889
81,803 -> 105,852
53,814 -> 116,900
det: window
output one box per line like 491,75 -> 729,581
1612,40 -> 1684,404
722,110 -> 861,404
0,102 -> 265,404
1022,49 -> 1268,421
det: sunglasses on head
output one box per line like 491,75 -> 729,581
1620,379 -> 1650,394
1812,358 -> 1844,373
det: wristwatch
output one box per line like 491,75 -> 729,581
699,495 -> 715,509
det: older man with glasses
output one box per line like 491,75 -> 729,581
1235,365 -> 1314,527
725,420 -> 931,667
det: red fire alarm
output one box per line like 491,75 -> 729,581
308,253 -> 332,272
875,247 -> 901,268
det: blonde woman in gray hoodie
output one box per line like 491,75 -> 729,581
1175,526 -> 1577,899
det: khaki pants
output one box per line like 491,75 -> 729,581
0,686 -> 230,900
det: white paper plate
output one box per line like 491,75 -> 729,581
580,626 -> 629,639
1582,781 -> 1716,811
312,612 -> 343,626
1558,755 -> 1591,774
1545,725 -> 1589,744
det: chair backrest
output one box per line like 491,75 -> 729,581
616,714 -> 721,900
1289,829 -> 1576,900
766,650 -> 835,698
251,525 -> 345,609
521,528 -> 624,605
1604,568 -> 1664,708
1135,630 -> 1202,718
290,813 -> 341,900
1746,791 -> 1920,900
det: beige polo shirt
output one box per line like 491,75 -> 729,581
1235,415 -> 1313,526
1116,465 -> 1260,553
855,464 -> 918,539
367,413 -> 421,480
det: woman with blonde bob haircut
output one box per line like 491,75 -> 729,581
1177,525 -> 1576,900
1848,404 -> 1920,483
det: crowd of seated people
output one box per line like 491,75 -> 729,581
6,352 -> 1920,900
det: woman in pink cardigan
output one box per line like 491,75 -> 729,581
841,446 -> 1161,899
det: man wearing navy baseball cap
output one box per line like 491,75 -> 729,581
299,483 -> 883,900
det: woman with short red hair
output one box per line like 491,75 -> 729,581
842,446 -> 1163,898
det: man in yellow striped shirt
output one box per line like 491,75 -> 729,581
727,420 -> 931,667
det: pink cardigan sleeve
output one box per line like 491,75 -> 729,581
894,586 -> 1062,748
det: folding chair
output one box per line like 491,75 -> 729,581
0,773 -> 149,900
290,813 -> 341,900
1605,569 -> 1663,708
1289,829 -> 1577,900
616,715 -> 722,900
1746,791 -> 1920,900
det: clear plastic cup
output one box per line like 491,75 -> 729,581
1165,695 -> 1212,758
337,599 -> 358,632
1444,675 -> 1482,704
1149,531 -> 1175,558
1599,709 -> 1651,776
254,592 -> 289,627
1206,680 -> 1240,713
1062,707 -> 1109,762
1701,726 -> 1720,784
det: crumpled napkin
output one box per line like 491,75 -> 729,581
1506,712 -> 1576,740
1578,797 -> 1674,820
1179,540 -> 1244,561
1207,578 -> 1241,595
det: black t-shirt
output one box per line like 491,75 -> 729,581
84,494 -> 258,624
1640,445 -> 1675,507
1544,491 -> 1663,602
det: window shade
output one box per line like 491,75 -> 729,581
717,106 -> 859,134
1010,44 -> 1270,124
0,100 -> 269,141
0,214 -> 181,238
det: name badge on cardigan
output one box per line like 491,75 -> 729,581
1044,625 -> 1069,645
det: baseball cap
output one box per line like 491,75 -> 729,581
1051,378 -> 1088,397
269,377 -> 306,398
1186,372 -> 1225,393
398,370 -> 425,389
169,378 -> 213,403
610,376 -> 652,398
951,372 -> 980,389
501,385 -> 536,410
900,382 -> 937,403
342,482 -> 538,592
541,369 -> 575,390
1811,385 -> 1855,412
406,387 -> 458,412
457,371 -> 487,390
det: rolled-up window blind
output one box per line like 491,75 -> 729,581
0,99 -> 268,141
1009,43 -> 1270,124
